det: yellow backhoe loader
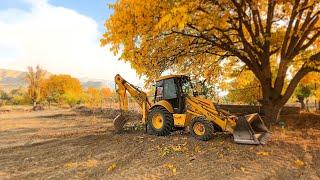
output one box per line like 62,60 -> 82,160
113,74 -> 269,145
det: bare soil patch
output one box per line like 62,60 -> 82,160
0,109 -> 319,179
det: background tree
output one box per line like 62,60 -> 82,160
85,87 -> 102,116
26,66 -> 45,107
43,75 -> 83,106
9,88 -> 30,105
295,72 -> 320,110
295,84 -> 312,109
102,0 -> 320,122
100,87 -> 113,108
101,87 -> 112,97
0,90 -> 11,106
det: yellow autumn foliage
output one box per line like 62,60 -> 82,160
103,0 -> 320,121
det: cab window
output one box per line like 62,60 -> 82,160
163,78 -> 177,99
155,80 -> 164,101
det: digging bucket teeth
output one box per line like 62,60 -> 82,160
113,114 -> 128,132
233,113 -> 270,145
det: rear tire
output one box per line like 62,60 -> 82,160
147,106 -> 174,136
190,117 -> 214,141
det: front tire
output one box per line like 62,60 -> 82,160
190,117 -> 214,141
147,106 -> 174,136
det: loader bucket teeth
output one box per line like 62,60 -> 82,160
113,114 -> 128,132
233,113 -> 269,145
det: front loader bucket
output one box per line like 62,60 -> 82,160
233,113 -> 269,145
113,114 -> 128,132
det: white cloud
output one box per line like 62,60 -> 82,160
0,0 -> 142,84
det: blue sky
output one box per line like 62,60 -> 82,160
0,0 -> 141,84
50,0 -> 115,32
0,0 -> 115,32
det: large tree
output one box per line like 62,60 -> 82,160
102,0 -> 320,122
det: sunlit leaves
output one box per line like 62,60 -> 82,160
226,70 -> 262,105
298,72 -> 320,101
155,6 -> 190,31
43,75 -> 83,106
102,0 -> 320,107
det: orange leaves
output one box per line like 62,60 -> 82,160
256,151 -> 270,156
102,0 -> 320,94
299,72 -> 320,101
44,75 -> 82,95
300,73 -> 320,85
294,159 -> 305,167
107,163 -> 117,172
85,87 -> 102,108
101,87 -> 112,97
155,5 -> 190,31
164,163 -> 177,175
158,142 -> 188,157
26,66 -> 46,103
85,87 -> 114,109
43,74 -> 83,106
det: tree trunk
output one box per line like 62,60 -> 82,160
297,97 -> 305,109
262,103 -> 282,124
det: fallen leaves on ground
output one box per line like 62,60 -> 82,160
256,151 -> 269,156
164,163 -> 177,175
294,160 -> 305,167
158,143 -> 188,156
171,142 -> 187,152
107,163 -> 117,172
194,145 -> 201,153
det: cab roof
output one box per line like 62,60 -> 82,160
155,74 -> 189,82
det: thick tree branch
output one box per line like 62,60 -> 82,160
281,0 -> 300,58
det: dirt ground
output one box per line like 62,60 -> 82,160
0,108 -> 320,179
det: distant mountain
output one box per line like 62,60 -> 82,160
0,68 -> 117,91
81,80 -> 115,90
79,78 -> 144,90
0,69 -> 27,91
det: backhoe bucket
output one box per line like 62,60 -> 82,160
113,114 -> 128,132
233,113 -> 269,145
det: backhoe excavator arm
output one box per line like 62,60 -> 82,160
114,74 -> 152,124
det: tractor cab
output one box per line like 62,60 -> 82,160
154,75 -> 194,114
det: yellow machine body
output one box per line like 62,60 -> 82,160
113,74 -> 269,145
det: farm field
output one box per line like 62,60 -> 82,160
0,108 -> 319,179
